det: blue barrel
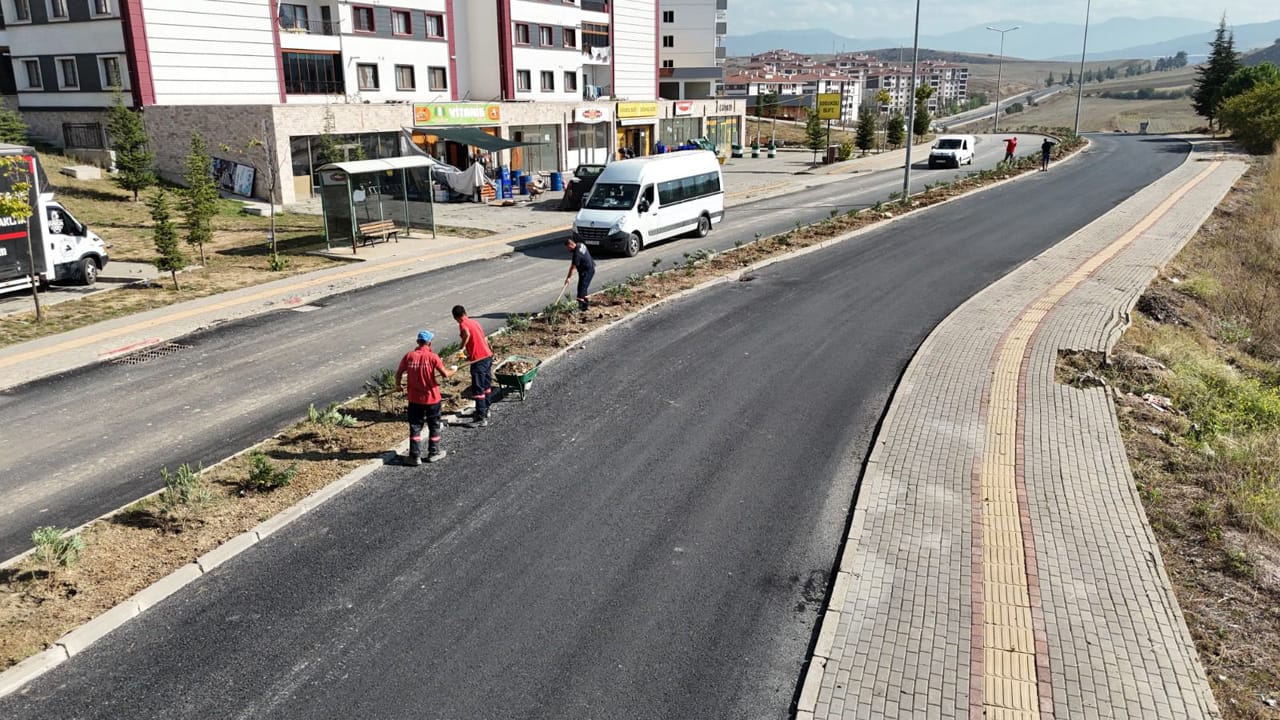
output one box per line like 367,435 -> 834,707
501,180 -> 513,199
499,166 -> 510,184
550,172 -> 564,191
518,173 -> 530,195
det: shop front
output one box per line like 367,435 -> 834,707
616,101 -> 658,159
568,106 -> 612,167
411,102 -> 504,168
507,124 -> 561,174
704,101 -> 742,155
659,101 -> 703,148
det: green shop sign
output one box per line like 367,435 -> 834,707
413,103 -> 502,126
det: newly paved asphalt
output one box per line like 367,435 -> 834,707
0,135 -> 1189,718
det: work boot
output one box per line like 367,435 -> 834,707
427,450 -> 448,463
469,417 -> 489,428
402,454 -> 422,466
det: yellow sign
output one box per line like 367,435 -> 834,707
616,101 -> 658,119
816,93 -> 842,120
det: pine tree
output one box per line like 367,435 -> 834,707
105,91 -> 155,201
1045,72 -> 1055,87
180,133 -> 218,266
855,106 -> 876,154
1065,68 -> 1074,85
803,108 -> 825,163
886,112 -> 906,148
0,104 -> 29,144
1193,17 -> 1243,130
150,189 -> 186,290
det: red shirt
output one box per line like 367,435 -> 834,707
397,346 -> 445,405
1005,138 -> 1018,153
458,316 -> 492,362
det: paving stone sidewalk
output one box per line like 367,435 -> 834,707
801,142 -> 1247,719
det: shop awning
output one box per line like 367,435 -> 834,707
413,126 -> 543,152
317,156 -> 441,175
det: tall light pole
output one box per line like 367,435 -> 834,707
986,25 -> 1019,133
901,0 -> 921,203
1072,0 -> 1092,137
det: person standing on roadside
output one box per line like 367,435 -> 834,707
1004,136 -> 1018,163
452,305 -> 494,428
395,330 -> 454,465
564,237 -> 596,311
1040,138 -> 1056,171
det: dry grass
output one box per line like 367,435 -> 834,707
999,89 -> 1202,134
1105,158 -> 1280,719
0,136 -> 1086,675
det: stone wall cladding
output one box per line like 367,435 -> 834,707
143,105 -> 277,198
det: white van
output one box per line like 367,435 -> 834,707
572,151 -> 724,256
928,135 -> 977,168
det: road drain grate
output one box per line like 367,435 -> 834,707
110,342 -> 191,365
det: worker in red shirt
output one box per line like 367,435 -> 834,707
395,330 -> 454,465
452,304 -> 494,427
1004,136 -> 1018,163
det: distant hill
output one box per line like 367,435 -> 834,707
1243,40 -> 1280,66
725,17 -> 1215,60
1061,19 -> 1280,61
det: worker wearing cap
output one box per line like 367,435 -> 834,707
452,304 -> 493,428
395,330 -> 454,465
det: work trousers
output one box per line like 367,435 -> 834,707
407,401 -> 443,458
576,267 -> 595,310
469,356 -> 493,418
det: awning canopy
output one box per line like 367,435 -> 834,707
414,126 -> 543,152
317,156 -> 440,175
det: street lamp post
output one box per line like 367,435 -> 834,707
1072,0 -> 1093,136
986,25 -> 1019,133
901,0 -> 922,203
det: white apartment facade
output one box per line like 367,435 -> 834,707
657,0 -> 726,100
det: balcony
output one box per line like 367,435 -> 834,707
582,0 -> 608,11
277,15 -> 342,52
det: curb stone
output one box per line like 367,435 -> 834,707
0,138 -> 1092,700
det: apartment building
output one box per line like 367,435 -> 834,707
865,62 -> 969,115
723,70 -> 862,124
656,0 -> 726,100
0,0 -> 742,205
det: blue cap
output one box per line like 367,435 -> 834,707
417,330 -> 434,343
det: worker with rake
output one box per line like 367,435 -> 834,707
452,305 -> 494,428
396,330 -> 454,465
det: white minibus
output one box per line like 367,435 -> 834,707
571,151 -> 725,256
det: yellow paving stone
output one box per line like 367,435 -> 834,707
985,602 -> 1032,629
985,622 -> 1034,654
986,675 -> 1039,711
986,648 -> 1037,679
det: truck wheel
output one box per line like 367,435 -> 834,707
76,257 -> 98,286
694,215 -> 711,238
623,232 -> 642,257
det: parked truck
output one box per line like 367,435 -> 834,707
0,144 -> 109,293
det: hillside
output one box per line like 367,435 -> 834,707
1244,40 -> 1280,66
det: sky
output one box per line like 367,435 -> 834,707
727,1 -> 1279,38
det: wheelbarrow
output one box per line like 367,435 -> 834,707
494,355 -> 542,400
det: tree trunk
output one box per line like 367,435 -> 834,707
171,270 -> 180,291
29,273 -> 43,322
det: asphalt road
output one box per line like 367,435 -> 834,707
0,132 -> 1046,561
0,135 -> 1188,718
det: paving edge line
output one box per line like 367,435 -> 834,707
791,138 -> 1221,717
0,140 -> 1091,700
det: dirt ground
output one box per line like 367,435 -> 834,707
1002,90 -> 1203,134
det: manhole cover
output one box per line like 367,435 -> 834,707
109,342 -> 191,365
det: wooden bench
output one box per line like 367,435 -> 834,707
357,219 -> 400,247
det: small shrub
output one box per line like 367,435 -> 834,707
542,298 -> 576,326
31,526 -> 85,572
506,312 -> 530,331
268,252 -> 289,272
363,368 -> 398,413
603,283 -> 633,302
626,272 -> 645,286
1175,275 -> 1221,301
242,450 -> 296,492
650,257 -> 663,273
308,402 -> 358,429
437,341 -> 461,361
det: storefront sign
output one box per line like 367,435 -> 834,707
616,101 -> 658,119
413,103 -> 502,126
574,107 -> 613,123
716,101 -> 736,113
673,101 -> 695,117
816,93 -> 842,120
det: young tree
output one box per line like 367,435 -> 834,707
912,86 -> 933,140
0,156 -> 41,320
1045,72 -> 1055,87
803,108 -> 825,164
1217,81 -> 1280,154
759,91 -> 780,118
149,188 -> 185,290
855,106 -> 876,155
0,105 -> 29,144
180,133 -> 218,266
105,90 -> 155,201
886,112 -> 906,148
1065,68 -> 1074,85
1193,17 -> 1243,130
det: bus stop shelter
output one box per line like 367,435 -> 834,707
316,156 -> 437,253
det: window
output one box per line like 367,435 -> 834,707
563,28 -> 576,48
540,70 -> 554,92
425,13 -> 444,38
14,0 -> 32,21
279,3 -> 308,30
100,56 -> 123,88
657,171 -> 721,206
563,71 -> 577,92
357,63 -> 379,91
516,70 -> 531,92
662,35 -> 674,48
395,64 -> 414,90
539,26 -> 553,46
428,66 -> 447,91
514,23 -> 530,44
662,10 -> 674,22
583,22 -> 607,49
49,0 -> 68,19
92,0 -> 111,14
282,51 -> 344,94
352,5 -> 374,32
57,57 -> 78,89
392,10 -> 410,35
661,60 -> 674,69
22,59 -> 41,89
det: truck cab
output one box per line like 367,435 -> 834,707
42,198 -> 109,285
